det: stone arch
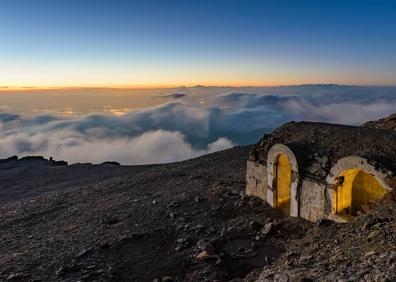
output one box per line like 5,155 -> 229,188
326,156 -> 393,220
267,144 -> 299,217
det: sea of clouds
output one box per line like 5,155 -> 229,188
0,85 -> 395,164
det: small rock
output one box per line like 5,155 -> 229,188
77,248 -> 92,258
196,251 -> 210,261
330,252 -> 345,263
6,273 -> 29,281
367,230 -> 380,242
210,204 -> 221,211
316,219 -> 335,227
196,240 -> 214,254
261,222 -> 273,236
274,272 -> 290,281
365,251 -> 376,257
372,222 -> 383,229
249,221 -> 260,229
82,273 -> 92,279
56,266 -> 66,276
248,199 -> 261,207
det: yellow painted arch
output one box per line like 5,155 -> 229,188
334,168 -> 386,217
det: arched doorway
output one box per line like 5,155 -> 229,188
334,168 -> 386,218
326,156 -> 392,222
267,144 -> 299,217
275,154 -> 292,215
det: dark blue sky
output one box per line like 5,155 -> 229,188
1,0 -> 396,86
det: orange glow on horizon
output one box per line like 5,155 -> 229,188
1,80 -> 395,92
0,81 -> 290,92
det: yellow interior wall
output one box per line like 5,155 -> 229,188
276,154 -> 292,215
334,169 -> 359,215
351,170 -> 386,215
334,168 -> 386,217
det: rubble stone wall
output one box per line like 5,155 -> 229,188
245,160 -> 267,200
299,178 -> 326,221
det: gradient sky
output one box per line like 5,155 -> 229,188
1,0 -> 396,87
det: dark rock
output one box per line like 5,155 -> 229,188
316,219 -> 335,227
249,221 -> 261,229
6,273 -> 29,280
196,240 -> 215,254
261,222 -> 273,236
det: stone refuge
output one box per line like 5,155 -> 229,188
246,121 -> 396,222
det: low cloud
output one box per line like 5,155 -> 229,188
0,103 -> 233,164
0,85 -> 395,164
215,85 -> 396,126
0,130 -> 232,165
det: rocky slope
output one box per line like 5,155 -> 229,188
257,193 -> 396,281
1,114 -> 395,282
0,147 -> 311,282
364,113 -> 396,131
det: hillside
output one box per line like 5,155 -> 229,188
0,146 -> 312,282
364,113 -> 396,131
1,115 -> 395,282
256,198 -> 396,281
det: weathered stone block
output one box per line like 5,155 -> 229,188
299,179 -> 326,221
246,160 -> 267,200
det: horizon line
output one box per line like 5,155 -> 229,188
1,82 -> 396,92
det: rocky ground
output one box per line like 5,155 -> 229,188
1,114 -> 395,282
0,146 -> 311,282
364,113 -> 396,131
257,194 -> 396,281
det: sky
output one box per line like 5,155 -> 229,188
0,1 -> 396,164
1,0 -> 396,87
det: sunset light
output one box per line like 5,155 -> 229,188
1,1 -> 396,281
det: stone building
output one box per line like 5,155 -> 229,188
246,121 -> 396,222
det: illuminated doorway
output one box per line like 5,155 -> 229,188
334,168 -> 386,218
275,154 -> 292,215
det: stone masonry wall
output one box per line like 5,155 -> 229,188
246,160 -> 267,200
299,178 -> 326,221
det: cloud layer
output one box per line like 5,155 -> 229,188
0,85 -> 395,164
